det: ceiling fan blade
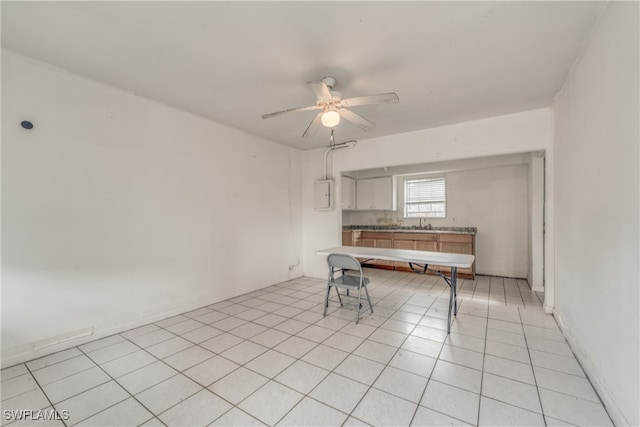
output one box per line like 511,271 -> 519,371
307,81 -> 333,101
341,92 -> 399,107
302,112 -> 323,138
339,108 -> 375,131
261,105 -> 321,120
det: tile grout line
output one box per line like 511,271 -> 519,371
22,363 -> 69,427
336,274 -> 428,426
201,281 -> 360,425
108,298 -> 322,426
76,345 -> 170,426
517,306 -> 548,427
476,279 -> 491,427
406,274 -> 465,427
97,315 -> 292,425
518,309 -> 616,426
204,283 -> 352,425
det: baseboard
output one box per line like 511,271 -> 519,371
1,275 -> 302,368
553,310 -> 628,426
1,296 -> 221,368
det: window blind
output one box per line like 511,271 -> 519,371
404,177 -> 446,218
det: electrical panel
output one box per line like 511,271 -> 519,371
314,179 -> 334,210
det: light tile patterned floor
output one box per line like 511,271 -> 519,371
1,269 -> 613,426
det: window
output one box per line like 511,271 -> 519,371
404,176 -> 446,218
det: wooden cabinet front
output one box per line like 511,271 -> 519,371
344,230 -> 475,278
342,231 -> 353,246
435,234 -> 475,276
342,230 -> 362,247
416,240 -> 438,252
361,232 -> 394,268
393,233 -> 438,270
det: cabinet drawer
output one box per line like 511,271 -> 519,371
440,242 -> 473,255
438,234 -> 473,243
394,232 -> 437,241
361,231 -> 394,240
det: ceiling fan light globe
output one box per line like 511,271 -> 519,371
321,110 -> 341,127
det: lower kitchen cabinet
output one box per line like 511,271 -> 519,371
342,231 -> 352,246
393,233 -> 438,270
342,230 -> 361,247
361,232 -> 394,268
432,233 -> 475,277
342,230 -> 475,278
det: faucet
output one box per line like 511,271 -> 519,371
419,218 -> 432,230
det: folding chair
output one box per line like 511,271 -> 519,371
324,253 -> 373,324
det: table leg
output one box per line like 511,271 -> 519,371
452,267 -> 458,316
447,267 -> 458,334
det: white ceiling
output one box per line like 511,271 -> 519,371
1,1 -> 605,150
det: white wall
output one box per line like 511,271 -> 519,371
344,162 -> 530,278
553,3 -> 639,426
1,50 -> 304,366
302,108 -> 555,287
528,154 -> 545,291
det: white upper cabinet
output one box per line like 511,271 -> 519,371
356,177 -> 396,210
341,176 -> 357,210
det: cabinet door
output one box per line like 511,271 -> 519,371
357,238 -> 376,264
394,233 -> 438,252
375,238 -> 393,266
342,231 -> 352,246
394,240 -> 415,250
372,177 -> 393,210
356,177 -> 394,210
356,178 -> 374,209
341,176 -> 356,210
440,234 -> 473,254
394,239 -> 415,269
438,234 -> 474,275
360,232 -> 393,268
416,240 -> 438,252
352,231 -> 362,247
360,238 -> 376,248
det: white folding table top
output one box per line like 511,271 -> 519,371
316,246 -> 475,269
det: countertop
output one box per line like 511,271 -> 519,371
343,225 -> 477,235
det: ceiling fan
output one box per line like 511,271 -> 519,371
261,76 -> 399,138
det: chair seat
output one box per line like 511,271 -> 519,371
330,274 -> 370,288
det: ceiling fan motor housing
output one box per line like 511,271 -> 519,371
321,76 -> 337,89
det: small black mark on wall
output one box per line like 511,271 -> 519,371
21,120 -> 34,130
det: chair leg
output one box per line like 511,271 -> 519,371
334,287 -> 343,306
323,284 -> 331,317
355,288 -> 363,324
363,285 -> 374,314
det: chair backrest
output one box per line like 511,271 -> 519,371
327,253 -> 362,272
